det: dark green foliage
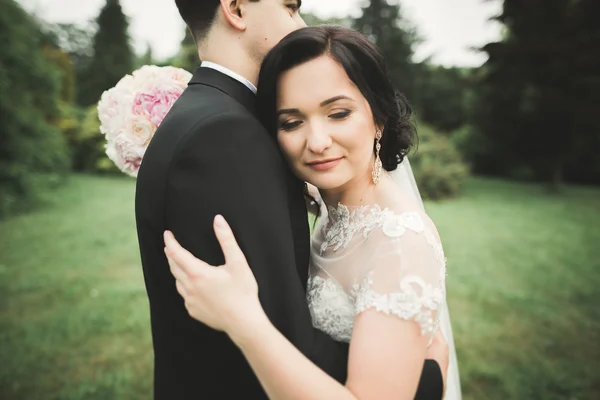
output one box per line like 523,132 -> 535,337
409,122 -> 470,200
136,43 -> 154,69
474,0 -> 600,188
0,0 -> 70,218
171,28 -> 199,73
353,0 -> 419,101
413,65 -> 473,133
42,22 -> 94,107
79,0 -> 134,106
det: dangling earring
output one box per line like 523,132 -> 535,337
372,129 -> 383,184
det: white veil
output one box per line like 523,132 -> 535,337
389,158 -> 462,400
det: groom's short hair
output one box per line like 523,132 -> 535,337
175,0 -> 260,42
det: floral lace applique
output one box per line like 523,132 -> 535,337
307,275 -> 355,342
351,271 -> 445,336
320,203 -> 394,254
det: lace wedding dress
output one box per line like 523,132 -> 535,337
307,160 -> 462,400
308,203 -> 446,343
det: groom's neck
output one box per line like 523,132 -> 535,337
199,39 -> 260,88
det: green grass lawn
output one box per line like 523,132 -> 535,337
1,175 -> 599,400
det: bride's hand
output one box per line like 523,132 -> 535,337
163,215 -> 264,337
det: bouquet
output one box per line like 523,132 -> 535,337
97,65 -> 193,177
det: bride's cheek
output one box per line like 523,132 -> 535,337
277,135 -> 294,158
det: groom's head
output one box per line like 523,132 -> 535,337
175,0 -> 305,64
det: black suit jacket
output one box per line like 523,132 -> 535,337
135,66 -> 443,399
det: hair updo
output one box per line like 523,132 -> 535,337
256,25 -> 416,171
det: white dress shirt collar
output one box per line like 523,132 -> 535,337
200,61 -> 257,94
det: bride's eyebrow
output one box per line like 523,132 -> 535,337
277,108 -> 302,117
277,95 -> 354,116
320,95 -> 353,107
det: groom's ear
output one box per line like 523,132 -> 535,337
219,0 -> 247,31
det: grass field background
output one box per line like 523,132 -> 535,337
1,175 -> 599,399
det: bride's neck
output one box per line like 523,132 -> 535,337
320,172 -> 391,208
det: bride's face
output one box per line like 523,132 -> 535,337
275,55 -> 378,191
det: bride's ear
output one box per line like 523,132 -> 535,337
219,0 -> 247,31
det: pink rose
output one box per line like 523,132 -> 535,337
132,87 -> 183,127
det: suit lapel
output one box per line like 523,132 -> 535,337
188,66 -> 258,117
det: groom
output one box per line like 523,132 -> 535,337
135,1 -> 447,399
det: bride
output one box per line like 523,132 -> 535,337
164,25 -> 461,399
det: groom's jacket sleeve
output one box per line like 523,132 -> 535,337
164,111 -> 348,380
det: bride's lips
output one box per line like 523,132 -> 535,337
306,157 -> 343,171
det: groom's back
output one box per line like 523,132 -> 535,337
135,68 -> 274,399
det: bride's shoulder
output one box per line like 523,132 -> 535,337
377,209 -> 431,238
368,208 -> 447,280
366,206 -> 445,262
383,204 -> 438,230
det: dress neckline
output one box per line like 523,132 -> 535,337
320,202 -> 427,254
326,202 -> 388,222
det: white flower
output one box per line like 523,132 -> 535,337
382,213 -> 425,237
402,213 -> 425,233
126,114 -> 156,145
105,134 -> 144,178
382,215 -> 407,237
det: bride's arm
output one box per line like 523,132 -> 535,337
228,308 -> 356,400
228,304 -> 429,400
164,216 -> 444,400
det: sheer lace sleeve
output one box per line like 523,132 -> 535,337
351,212 -> 447,338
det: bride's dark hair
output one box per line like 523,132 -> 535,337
256,25 -> 416,171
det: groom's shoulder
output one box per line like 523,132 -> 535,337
173,83 -> 255,119
144,84 -> 273,165
160,85 -> 261,135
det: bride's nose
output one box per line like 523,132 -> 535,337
306,126 -> 333,154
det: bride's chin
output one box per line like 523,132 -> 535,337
305,177 -> 348,192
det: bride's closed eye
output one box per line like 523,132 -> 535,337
329,109 -> 352,120
279,119 -> 303,131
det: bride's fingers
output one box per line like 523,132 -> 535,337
175,278 -> 187,298
166,254 -> 188,283
164,231 -> 210,277
213,215 -> 247,267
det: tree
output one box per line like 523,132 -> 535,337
409,123 -> 470,200
41,43 -> 77,104
413,65 -> 473,133
80,0 -> 134,106
353,0 -> 419,101
136,42 -> 154,68
172,28 -> 199,73
0,0 -> 70,217
41,22 -> 95,106
475,0 -> 600,187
